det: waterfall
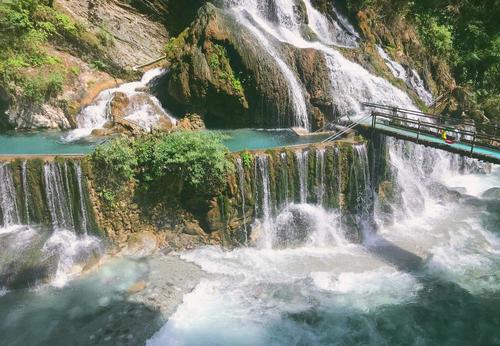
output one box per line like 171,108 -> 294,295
350,144 -> 374,240
316,149 -> 326,205
236,157 -> 248,244
295,150 -> 309,203
64,68 -> 177,141
279,152 -> 289,206
21,161 -> 31,225
75,162 -> 90,234
228,3 -> 310,129
254,155 -> 274,248
302,0 -> 359,47
225,0 -> 420,120
376,46 -> 434,106
0,163 -> 19,226
43,161 -> 95,234
44,163 -> 76,231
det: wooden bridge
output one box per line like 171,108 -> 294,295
324,103 -> 500,164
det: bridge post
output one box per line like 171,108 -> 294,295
470,133 -> 476,155
417,119 -> 420,144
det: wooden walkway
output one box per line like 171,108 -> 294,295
356,103 -> 500,164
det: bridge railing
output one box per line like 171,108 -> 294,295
368,108 -> 499,155
362,102 -> 499,139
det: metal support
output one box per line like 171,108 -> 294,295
470,133 -> 476,155
416,119 -> 420,144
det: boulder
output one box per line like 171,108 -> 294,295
482,188 -> 500,199
110,92 -> 130,121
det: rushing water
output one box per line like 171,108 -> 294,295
376,46 -> 434,106
149,141 -> 500,346
0,161 -> 102,291
1,1 -> 499,345
64,68 -> 177,142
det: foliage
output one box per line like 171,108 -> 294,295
208,44 -> 245,96
346,0 -> 499,121
90,131 -> 233,197
91,137 -> 138,191
240,151 -> 253,169
165,29 -> 188,60
0,0 -> 114,105
147,131 -> 232,195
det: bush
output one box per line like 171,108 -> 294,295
148,131 -> 232,195
91,137 -> 138,191
90,131 -> 233,197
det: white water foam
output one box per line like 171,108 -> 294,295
376,46 -> 434,106
42,229 -> 102,288
64,68 -> 176,141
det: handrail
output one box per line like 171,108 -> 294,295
373,111 -> 500,143
367,109 -> 499,157
362,102 -> 500,131
322,113 -> 372,143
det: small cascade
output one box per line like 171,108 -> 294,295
243,144 -> 368,248
376,46 -> 434,106
295,150 -> 309,203
75,162 -> 90,234
303,0 -> 359,47
349,144 -> 374,240
315,149 -> 326,205
228,3 -> 310,129
253,155 -> 274,248
42,161 -> 95,234
279,152 -> 290,207
0,159 -> 100,290
65,68 -> 177,141
235,157 -> 248,244
44,163 -> 76,231
0,163 -> 19,226
21,161 -> 31,225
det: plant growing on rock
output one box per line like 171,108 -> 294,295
147,131 -> 233,196
91,137 -> 138,193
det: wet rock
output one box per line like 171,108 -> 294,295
128,280 -> 147,294
482,188 -> 500,199
110,92 -> 130,120
178,113 -> 205,130
153,3 -> 330,129
183,221 -> 206,237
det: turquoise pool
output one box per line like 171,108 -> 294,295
0,131 -> 101,156
220,129 -> 331,152
0,129 -> 330,156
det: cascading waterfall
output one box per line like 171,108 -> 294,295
75,162 -> 90,234
376,46 -> 434,106
225,0 -> 421,119
295,150 -> 309,203
316,148 -> 326,205
236,157 -> 248,244
44,163 -> 76,231
279,152 -> 289,207
64,68 -> 177,141
350,144 -> 374,240
228,2 -> 310,129
0,163 -> 19,226
0,160 -> 101,289
254,155 -> 274,248
302,0 -> 359,47
21,161 -> 31,225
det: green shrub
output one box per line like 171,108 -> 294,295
90,131 -> 233,197
149,131 -> 232,195
91,137 -> 138,191
22,71 -> 64,102
240,151 -> 253,169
